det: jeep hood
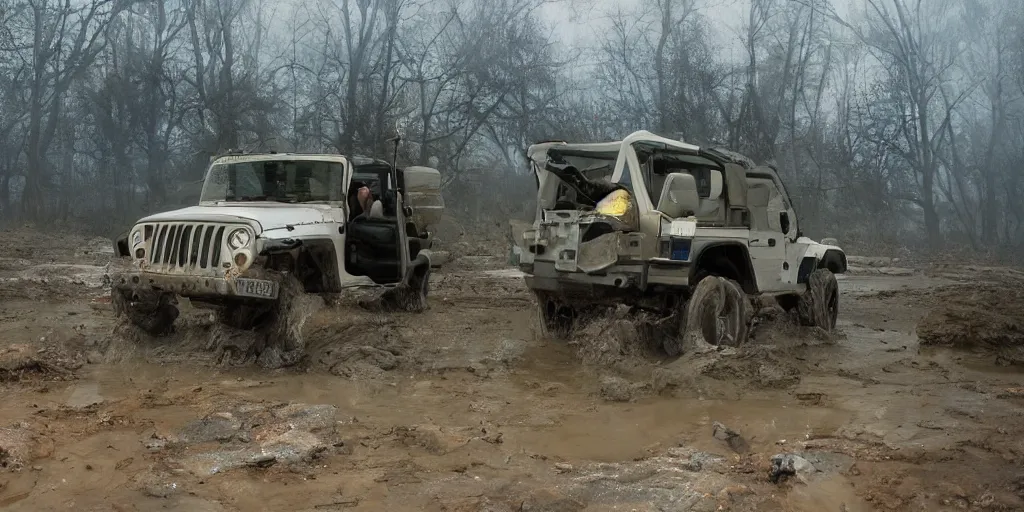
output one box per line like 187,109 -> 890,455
137,204 -> 334,233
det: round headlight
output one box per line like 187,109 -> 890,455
227,228 -> 251,250
131,230 -> 142,247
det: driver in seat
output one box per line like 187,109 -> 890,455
348,182 -> 385,220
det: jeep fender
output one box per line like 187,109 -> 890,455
797,239 -> 847,282
114,231 -> 130,257
688,241 -> 758,294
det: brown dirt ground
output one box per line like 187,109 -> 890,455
0,228 -> 1023,511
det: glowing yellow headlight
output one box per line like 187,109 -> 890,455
595,189 -> 632,217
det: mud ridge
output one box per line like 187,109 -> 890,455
917,282 -> 1024,364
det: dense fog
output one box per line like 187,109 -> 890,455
0,0 -> 1022,257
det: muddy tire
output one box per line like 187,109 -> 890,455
798,269 -> 838,330
267,275 -> 307,353
112,289 -> 179,336
534,291 -> 576,340
666,276 -> 750,356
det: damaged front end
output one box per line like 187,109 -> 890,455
517,147 -> 645,295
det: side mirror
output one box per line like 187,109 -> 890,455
780,212 -> 790,234
656,173 -> 701,218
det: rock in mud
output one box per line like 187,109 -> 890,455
178,413 -> 243,444
180,429 -> 329,476
769,453 -> 818,484
712,421 -> 750,454
165,402 -> 339,476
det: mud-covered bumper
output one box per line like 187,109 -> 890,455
521,258 -> 692,295
108,258 -> 283,301
521,261 -> 643,293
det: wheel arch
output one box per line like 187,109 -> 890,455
261,237 -> 342,293
689,241 -> 758,294
114,231 -> 130,257
820,249 -> 848,274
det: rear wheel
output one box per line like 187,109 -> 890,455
798,269 -> 838,330
533,291 -> 577,340
666,276 -> 750,356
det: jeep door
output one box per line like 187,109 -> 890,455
745,175 -> 789,291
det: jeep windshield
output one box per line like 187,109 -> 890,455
199,159 -> 345,204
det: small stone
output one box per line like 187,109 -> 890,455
769,453 -> 818,483
85,351 -> 104,364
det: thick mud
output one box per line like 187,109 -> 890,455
1,228 -> 1024,511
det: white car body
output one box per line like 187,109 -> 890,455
517,130 -> 847,302
114,153 -> 432,304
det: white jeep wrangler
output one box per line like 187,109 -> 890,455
517,131 -> 847,353
111,152 -> 441,351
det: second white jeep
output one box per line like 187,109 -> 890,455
516,131 -> 847,353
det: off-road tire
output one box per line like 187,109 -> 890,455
798,269 -> 838,330
666,276 -> 750,356
112,289 -> 179,336
534,291 -> 576,340
268,274 -> 307,353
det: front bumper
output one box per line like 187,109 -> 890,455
109,258 -> 282,301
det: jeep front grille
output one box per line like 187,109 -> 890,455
146,222 -> 230,272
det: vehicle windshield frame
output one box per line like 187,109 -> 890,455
199,156 -> 349,205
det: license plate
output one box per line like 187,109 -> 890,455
234,278 -> 278,299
